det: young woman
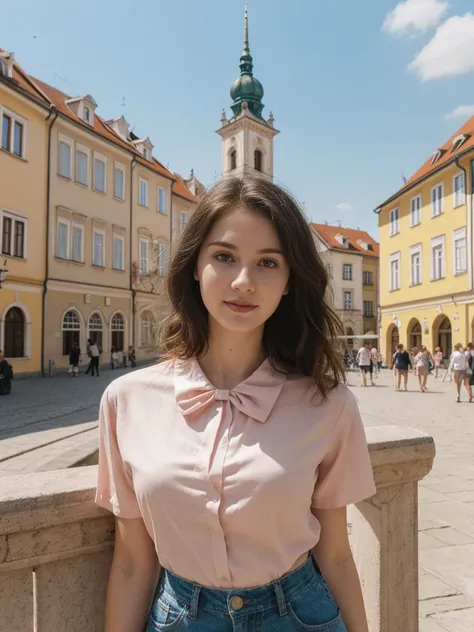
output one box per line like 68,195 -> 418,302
449,343 -> 472,403
433,347 -> 443,378
413,346 -> 433,393
391,343 -> 412,391
95,176 -> 376,632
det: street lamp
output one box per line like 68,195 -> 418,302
0,260 -> 8,288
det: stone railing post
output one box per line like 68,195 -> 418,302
349,425 -> 435,632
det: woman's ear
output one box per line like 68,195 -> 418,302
193,269 -> 199,281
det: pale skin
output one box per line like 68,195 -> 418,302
104,206 -> 369,632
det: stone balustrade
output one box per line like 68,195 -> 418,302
0,425 -> 435,632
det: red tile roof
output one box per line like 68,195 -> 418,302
379,116 -> 474,208
0,49 -> 51,106
311,223 -> 379,258
172,172 -> 196,202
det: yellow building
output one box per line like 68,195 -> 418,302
377,116 -> 474,362
0,51 -> 51,376
1,48 -> 200,375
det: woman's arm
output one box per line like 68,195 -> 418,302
105,516 -> 161,632
311,506 -> 369,632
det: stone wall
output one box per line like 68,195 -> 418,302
0,426 -> 435,632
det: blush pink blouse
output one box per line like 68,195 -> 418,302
95,357 -> 376,588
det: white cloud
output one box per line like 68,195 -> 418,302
445,105 -> 474,121
383,0 -> 448,35
336,202 -> 353,212
409,13 -> 474,80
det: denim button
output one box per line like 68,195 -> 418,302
231,595 -> 244,610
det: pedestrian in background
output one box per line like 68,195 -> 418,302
414,345 -> 433,393
449,343 -> 472,403
127,345 -> 136,368
69,342 -> 81,377
356,341 -> 373,387
433,347 -> 443,378
89,340 -> 101,377
392,343 -> 412,391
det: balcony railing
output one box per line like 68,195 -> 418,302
0,426 -> 435,632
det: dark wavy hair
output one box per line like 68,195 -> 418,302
160,176 -> 345,397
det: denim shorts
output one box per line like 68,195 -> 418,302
146,554 -> 347,631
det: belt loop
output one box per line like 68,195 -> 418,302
188,584 -> 201,620
273,579 -> 287,617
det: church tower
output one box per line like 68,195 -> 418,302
217,1 -> 279,181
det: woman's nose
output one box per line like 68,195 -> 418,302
231,267 -> 255,292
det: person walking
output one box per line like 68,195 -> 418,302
449,343 -> 472,403
413,346 -> 433,392
69,342 -> 81,377
392,343 -> 412,391
370,346 -> 379,378
127,345 -> 136,368
356,341 -> 373,386
433,346 -> 443,378
95,176 -> 375,632
0,350 -> 13,395
89,340 -> 101,377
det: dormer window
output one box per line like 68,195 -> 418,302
0,60 -> 6,75
430,149 -> 445,165
357,239 -> 368,250
335,233 -> 349,248
83,105 -> 91,124
66,94 -> 97,126
0,51 -> 14,78
133,137 -> 154,162
452,134 -> 470,153
367,243 -> 374,251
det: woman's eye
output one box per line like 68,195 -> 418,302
260,259 -> 278,268
215,253 -> 233,263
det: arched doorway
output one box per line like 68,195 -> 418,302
434,316 -> 452,359
62,310 -> 81,356
111,313 -> 125,351
387,324 -> 399,359
4,307 -> 25,357
407,319 -> 422,351
88,312 -> 103,350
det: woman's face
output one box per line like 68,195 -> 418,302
195,206 -> 290,335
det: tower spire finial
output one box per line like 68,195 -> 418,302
244,0 -> 249,53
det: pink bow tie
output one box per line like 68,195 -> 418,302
174,358 -> 286,424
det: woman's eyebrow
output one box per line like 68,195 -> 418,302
207,240 -> 284,255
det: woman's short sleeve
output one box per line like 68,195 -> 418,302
95,385 -> 142,518
312,389 -> 376,509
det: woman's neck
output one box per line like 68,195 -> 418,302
198,321 -> 266,390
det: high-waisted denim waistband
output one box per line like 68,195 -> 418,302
158,554 -> 319,619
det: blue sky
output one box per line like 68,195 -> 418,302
2,0 -> 474,237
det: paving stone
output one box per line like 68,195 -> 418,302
419,569 -> 460,601
446,490 -> 474,503
420,544 -> 474,599
419,594 -> 474,617
431,608 -> 474,631
419,617 -> 452,632
419,531 -> 448,551
426,527 -> 474,547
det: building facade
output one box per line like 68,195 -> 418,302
311,224 -> 379,347
0,50 -> 199,375
377,117 -> 474,362
0,51 -> 51,375
216,3 -> 278,180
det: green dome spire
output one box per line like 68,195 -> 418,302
230,1 -> 265,120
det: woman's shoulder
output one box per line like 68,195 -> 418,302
283,374 -> 356,420
105,358 -> 176,401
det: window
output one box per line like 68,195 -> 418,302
71,224 -> 84,262
140,311 -> 154,346
363,271 -> 373,285
114,164 -> 125,200
254,149 -> 263,172
1,213 -> 26,258
452,134 -> 469,153
410,245 -> 422,286
139,237 -> 149,274
390,252 -> 400,291
113,235 -> 125,270
431,236 -> 445,281
76,148 -> 89,186
92,229 -> 105,267
363,301 -> 374,317
158,187 -> 167,214
230,150 -> 237,170
88,312 -> 103,349
342,264 -> 352,281
453,172 -> 465,208
389,208 -> 399,236
83,105 -> 91,124
59,138 -> 72,178
111,313 -> 125,350
343,291 -> 352,310
139,178 -> 148,206
431,183 -> 444,217
453,227 -> 467,275
1,107 -> 26,158
410,195 -> 421,227
158,243 -> 167,276
180,212 -> 188,232
4,307 -> 25,358
62,310 -> 80,356
56,220 -> 69,259
93,155 -> 106,193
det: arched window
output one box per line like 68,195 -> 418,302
140,310 -> 154,347
111,313 -> 125,351
254,149 -> 263,172
4,307 -> 25,358
230,150 -> 237,170
62,310 -> 81,356
88,312 -> 103,349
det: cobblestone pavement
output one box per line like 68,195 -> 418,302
1,366 -> 473,630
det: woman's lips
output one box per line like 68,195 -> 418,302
224,301 -> 258,313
